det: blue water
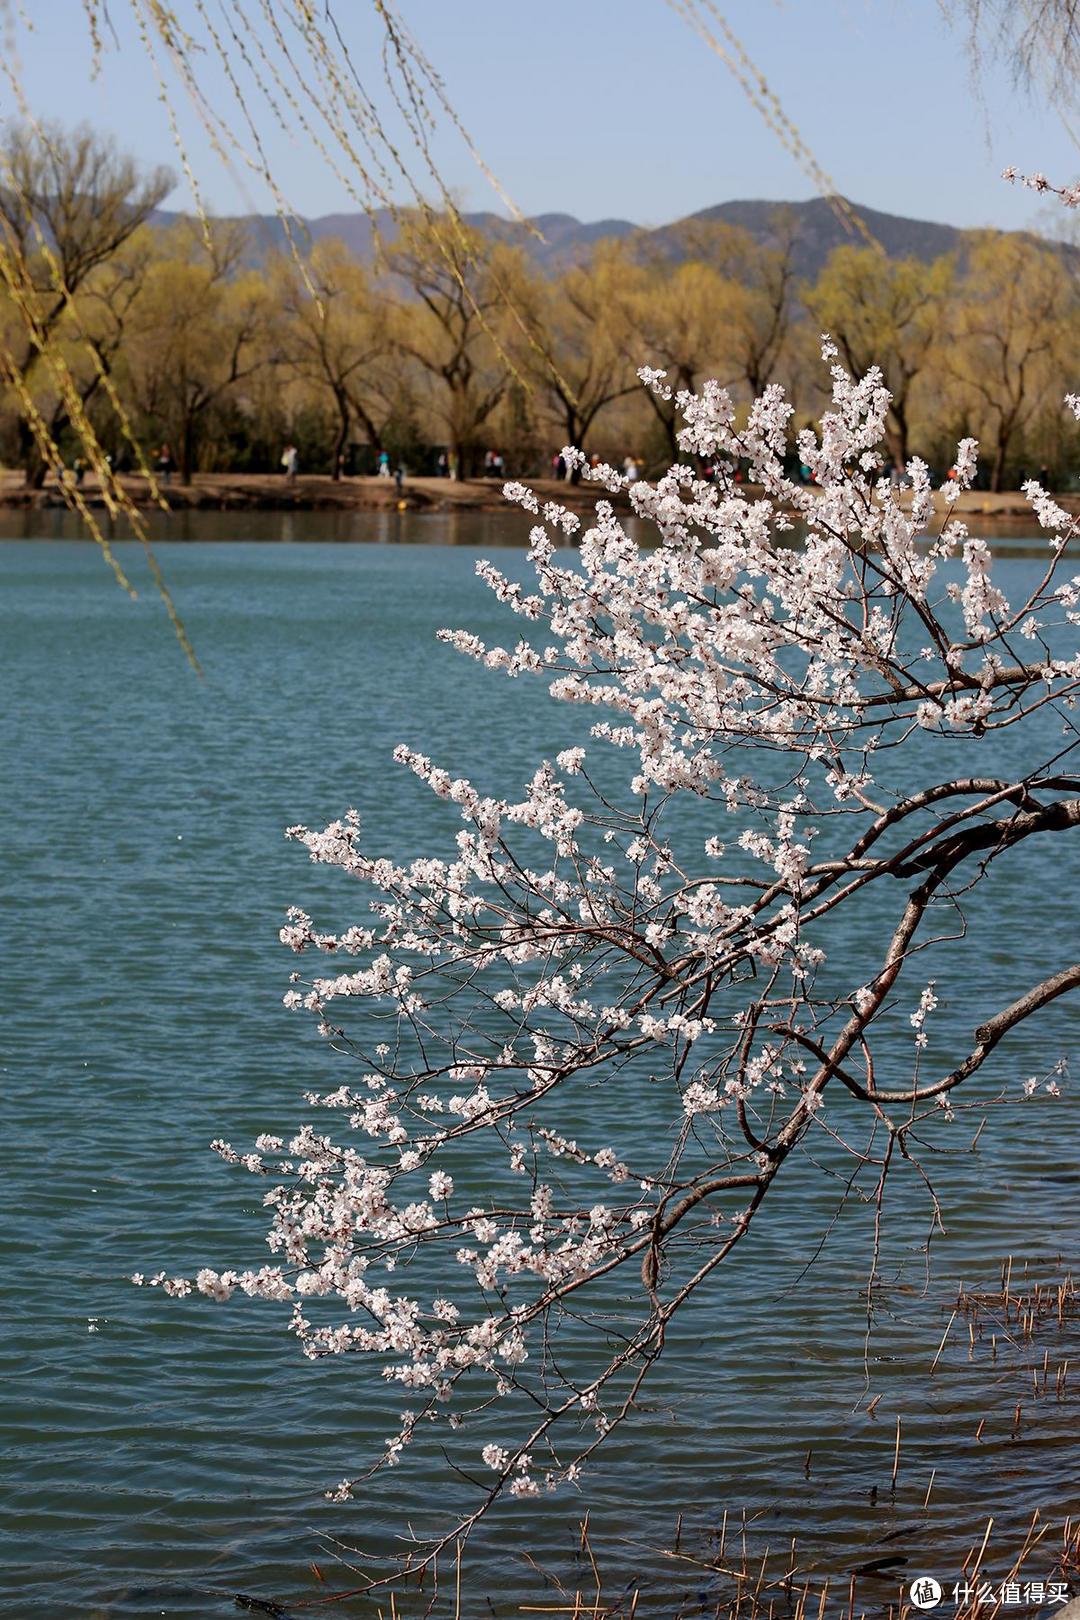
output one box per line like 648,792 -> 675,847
2,526 -> 1078,1618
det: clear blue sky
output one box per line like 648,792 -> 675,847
10,0 -> 1079,234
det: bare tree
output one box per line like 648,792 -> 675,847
950,231 -> 1074,489
0,122 -> 172,484
947,0 -> 1080,101
667,213 -> 798,397
382,215 -> 516,477
122,222 -> 268,483
515,242 -> 640,454
806,246 -> 955,468
273,240 -> 398,477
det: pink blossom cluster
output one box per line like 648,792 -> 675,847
1002,165 -> 1080,208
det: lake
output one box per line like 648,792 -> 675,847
2,516 -> 1078,1618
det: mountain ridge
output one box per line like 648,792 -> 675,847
151,195 -> 1065,281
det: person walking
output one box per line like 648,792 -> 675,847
377,449 -> 391,479
281,443 -> 298,483
157,443 -> 174,487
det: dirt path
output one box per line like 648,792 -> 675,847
1,469 -> 1074,522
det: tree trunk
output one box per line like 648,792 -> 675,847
351,401 -> 383,461
20,419 -> 47,489
332,393 -> 350,480
888,401 -> 909,470
990,426 -> 1009,493
643,391 -> 679,464
181,420 -> 196,486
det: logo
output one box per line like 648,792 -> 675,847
908,1577 -> 943,1611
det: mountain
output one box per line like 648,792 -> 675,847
650,197 -> 967,279
151,203 -> 639,272
150,196 -> 1060,280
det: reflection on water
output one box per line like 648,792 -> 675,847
0,501 -> 1063,558
0,504 -> 543,547
1,532 -> 1077,1617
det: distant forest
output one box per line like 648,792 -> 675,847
4,125 -> 1079,489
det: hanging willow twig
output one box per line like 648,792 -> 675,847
664,0 -> 883,253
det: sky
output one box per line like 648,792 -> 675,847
8,0 -> 1080,236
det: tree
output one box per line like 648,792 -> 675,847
383,215 -> 517,476
805,245 -> 954,467
272,239 -> 396,477
121,222 -> 268,483
0,122 -> 172,484
619,258 -> 735,458
516,242 -> 639,453
148,352 -> 1080,1581
0,222 -> 159,476
950,231 -> 1075,490
665,214 -> 798,397
950,0 -> 1080,104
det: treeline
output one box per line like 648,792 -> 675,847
3,126 -> 1080,490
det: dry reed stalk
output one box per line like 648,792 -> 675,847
930,1310 -> 958,1373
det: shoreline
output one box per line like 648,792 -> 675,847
0,471 -> 1074,523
